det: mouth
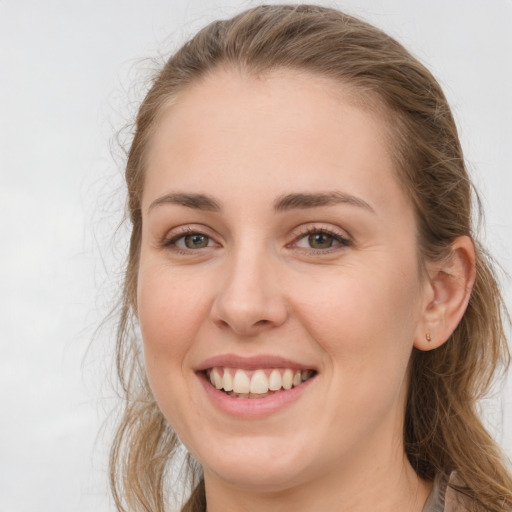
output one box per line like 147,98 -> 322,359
204,367 -> 316,399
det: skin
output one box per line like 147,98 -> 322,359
136,68 -> 474,512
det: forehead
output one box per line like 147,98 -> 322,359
142,67 -> 409,218
153,66 -> 389,143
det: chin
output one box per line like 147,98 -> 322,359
205,459 -> 309,494
194,435 -> 316,493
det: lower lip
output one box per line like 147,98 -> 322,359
197,372 -> 315,418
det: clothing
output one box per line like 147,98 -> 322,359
422,473 -> 470,512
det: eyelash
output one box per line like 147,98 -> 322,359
161,227 -> 216,254
289,226 -> 352,253
161,225 -> 352,254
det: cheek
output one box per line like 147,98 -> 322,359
292,258 -> 422,381
136,263 -> 212,396
136,263 -> 215,438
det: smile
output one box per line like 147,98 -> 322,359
205,367 -> 315,398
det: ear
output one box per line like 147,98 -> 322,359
414,236 -> 476,351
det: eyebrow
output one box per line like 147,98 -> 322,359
273,192 -> 375,213
148,190 -> 374,214
148,192 -> 221,212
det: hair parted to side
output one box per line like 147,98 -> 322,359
111,5 -> 512,512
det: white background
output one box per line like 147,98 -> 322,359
1,1 -> 511,511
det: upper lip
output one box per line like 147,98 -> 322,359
195,354 -> 317,372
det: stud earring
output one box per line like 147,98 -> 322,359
426,332 -> 432,343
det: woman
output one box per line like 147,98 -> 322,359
110,5 -> 512,511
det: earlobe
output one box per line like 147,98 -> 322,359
414,236 -> 476,352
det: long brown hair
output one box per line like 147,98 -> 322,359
110,5 -> 512,511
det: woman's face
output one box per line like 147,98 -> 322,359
137,69 -> 431,492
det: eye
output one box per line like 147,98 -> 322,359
164,230 -> 217,251
293,228 -> 351,251
179,233 -> 211,249
301,232 -> 337,250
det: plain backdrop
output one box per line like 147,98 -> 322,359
1,1 -> 511,511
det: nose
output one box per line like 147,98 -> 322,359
211,249 -> 288,337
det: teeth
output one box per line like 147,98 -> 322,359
213,368 -> 222,389
268,369 -> 282,391
210,368 -> 223,389
250,370 -> 269,394
233,369 -> 251,394
208,367 -> 314,397
302,369 -> 313,382
222,370 -> 233,391
282,369 -> 293,390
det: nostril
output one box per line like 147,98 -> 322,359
216,319 -> 231,330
